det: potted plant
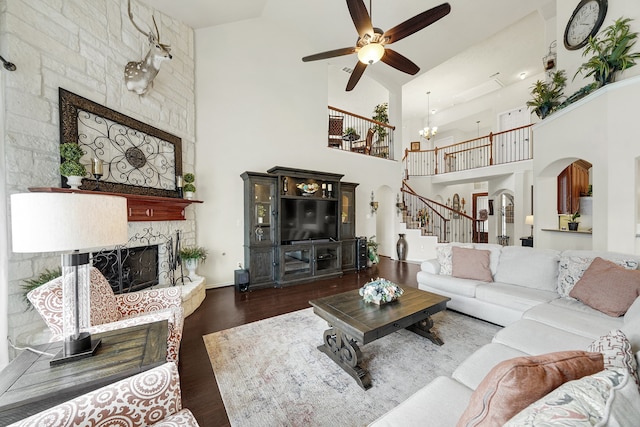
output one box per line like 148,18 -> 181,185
343,127 -> 359,141
526,70 -> 567,119
256,204 -> 268,224
372,103 -> 389,142
179,245 -> 207,280
574,17 -> 640,87
59,143 -> 86,189
183,173 -> 196,199
367,235 -> 379,266
568,211 -> 580,231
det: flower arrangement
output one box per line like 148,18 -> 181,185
296,182 -> 319,195
359,278 -> 404,305
417,209 -> 429,226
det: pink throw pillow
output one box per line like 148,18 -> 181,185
569,257 -> 640,317
452,247 -> 493,282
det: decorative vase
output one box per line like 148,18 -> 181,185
184,258 -> 199,280
184,191 -> 194,200
568,222 -> 579,231
396,234 -> 408,261
66,176 -> 83,190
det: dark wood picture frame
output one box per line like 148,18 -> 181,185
410,141 -> 421,151
59,88 -> 183,198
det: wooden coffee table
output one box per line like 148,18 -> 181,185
309,287 -> 450,390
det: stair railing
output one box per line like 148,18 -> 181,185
400,180 -> 482,244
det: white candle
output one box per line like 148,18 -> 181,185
322,183 -> 326,189
328,184 -> 333,192
92,158 -> 103,175
176,175 -> 183,187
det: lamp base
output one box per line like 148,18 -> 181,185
50,332 -> 101,365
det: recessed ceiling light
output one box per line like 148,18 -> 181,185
519,72 -> 527,80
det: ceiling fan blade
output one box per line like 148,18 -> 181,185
347,0 -> 373,39
381,49 -> 420,75
383,3 -> 451,44
346,61 -> 367,91
302,47 -> 357,62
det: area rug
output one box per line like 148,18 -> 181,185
203,308 -> 500,427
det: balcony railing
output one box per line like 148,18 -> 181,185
328,106 -> 395,160
403,124 -> 533,177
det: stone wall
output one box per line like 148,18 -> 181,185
1,0 -> 196,354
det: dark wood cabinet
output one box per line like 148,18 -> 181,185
242,167 -> 356,289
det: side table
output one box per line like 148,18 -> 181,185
0,320 -> 167,424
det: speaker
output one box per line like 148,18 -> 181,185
356,237 -> 368,271
234,269 -> 249,292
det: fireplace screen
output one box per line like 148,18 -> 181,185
93,244 -> 159,294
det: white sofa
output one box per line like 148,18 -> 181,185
371,244 -> 640,426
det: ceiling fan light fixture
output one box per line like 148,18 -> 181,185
357,43 -> 384,65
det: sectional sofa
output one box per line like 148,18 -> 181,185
371,244 -> 640,426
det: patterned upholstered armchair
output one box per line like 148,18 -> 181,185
28,267 -> 184,363
9,362 -> 199,426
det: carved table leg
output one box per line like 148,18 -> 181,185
406,315 -> 444,346
318,326 -> 371,390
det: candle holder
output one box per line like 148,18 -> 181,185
91,158 -> 103,191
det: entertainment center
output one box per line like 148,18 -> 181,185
241,167 -> 358,289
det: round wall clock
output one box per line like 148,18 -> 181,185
564,0 -> 608,50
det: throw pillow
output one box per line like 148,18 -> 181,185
558,256 -> 639,299
451,247 -> 493,282
436,243 -> 472,276
456,350 -> 604,427
569,257 -> 640,317
588,329 -> 640,389
504,368 -> 640,427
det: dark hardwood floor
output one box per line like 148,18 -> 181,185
178,257 -> 421,426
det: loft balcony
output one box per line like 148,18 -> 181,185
327,106 -> 395,160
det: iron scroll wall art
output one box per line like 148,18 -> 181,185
59,88 -> 183,198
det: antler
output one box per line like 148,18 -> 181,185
127,0 -> 149,37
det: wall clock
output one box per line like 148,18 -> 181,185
564,0 -> 607,51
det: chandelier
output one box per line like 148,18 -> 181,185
419,91 -> 437,140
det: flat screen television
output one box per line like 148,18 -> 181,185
281,198 -> 338,244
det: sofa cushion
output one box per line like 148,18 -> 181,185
493,319 -> 595,355
456,351 -> 604,427
416,271 -> 482,298
624,296 -> 640,325
369,376 -> 473,427
436,243 -> 473,275
472,243 -> 502,276
524,302 -> 623,339
569,257 -> 640,317
475,282 -> 556,313
452,343 -> 528,391
452,247 -> 493,282
504,368 -> 640,427
493,246 -> 560,291
557,253 -> 639,299
588,329 -> 640,389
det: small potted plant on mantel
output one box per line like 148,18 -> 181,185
59,143 -> 86,190
568,211 -> 580,231
183,173 -> 196,199
179,245 -> 207,281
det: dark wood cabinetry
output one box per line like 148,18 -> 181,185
242,167 -> 357,289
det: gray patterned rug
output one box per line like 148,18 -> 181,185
203,307 -> 500,427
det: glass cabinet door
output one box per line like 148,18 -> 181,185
340,183 -> 356,239
252,181 -> 274,244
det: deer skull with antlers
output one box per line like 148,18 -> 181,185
124,0 -> 172,95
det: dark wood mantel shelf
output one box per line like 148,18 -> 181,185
28,187 -> 203,222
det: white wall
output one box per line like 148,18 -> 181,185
0,0 -> 196,354
195,17 -> 402,287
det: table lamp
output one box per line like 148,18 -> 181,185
11,192 -> 128,364
525,215 -> 534,238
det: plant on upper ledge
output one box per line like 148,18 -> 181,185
574,17 -> 640,87
526,70 -> 567,119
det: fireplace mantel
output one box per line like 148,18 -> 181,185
28,187 -> 202,222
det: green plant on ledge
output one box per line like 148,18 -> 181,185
574,17 -> 640,87
526,70 -> 567,119
183,173 -> 196,193
571,211 -> 581,222
372,103 -> 389,142
179,246 -> 208,263
59,143 -> 86,177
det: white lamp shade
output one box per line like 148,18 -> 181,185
525,215 -> 534,226
357,43 -> 384,64
11,192 -> 128,253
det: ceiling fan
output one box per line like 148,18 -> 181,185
302,0 -> 451,91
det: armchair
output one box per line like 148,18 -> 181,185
9,362 -> 199,426
28,267 -> 184,363
351,127 -> 375,155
